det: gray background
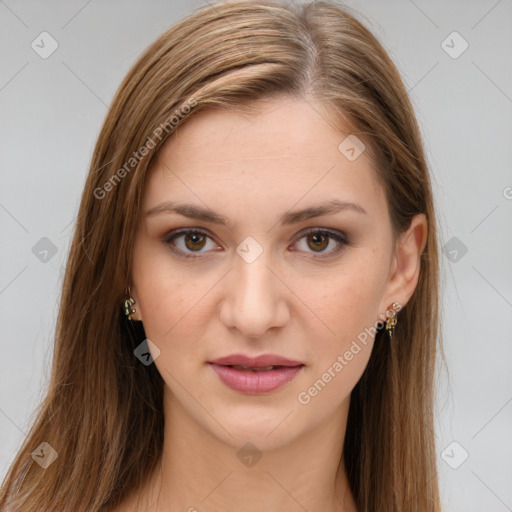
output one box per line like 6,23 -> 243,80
1,1 -> 511,510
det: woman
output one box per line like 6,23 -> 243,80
0,0 -> 444,510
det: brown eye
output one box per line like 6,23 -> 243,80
293,228 -> 349,258
163,229 -> 218,257
306,233 -> 329,252
184,232 -> 207,251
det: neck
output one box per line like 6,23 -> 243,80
135,387 -> 358,512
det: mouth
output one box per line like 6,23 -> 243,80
223,364 -> 293,371
207,361 -> 304,394
208,353 -> 304,368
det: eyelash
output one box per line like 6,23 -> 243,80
162,227 -> 349,260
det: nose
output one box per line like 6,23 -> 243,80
218,251 -> 290,339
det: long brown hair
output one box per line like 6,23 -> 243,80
0,1 -> 444,510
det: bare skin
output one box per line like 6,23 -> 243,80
113,96 -> 427,512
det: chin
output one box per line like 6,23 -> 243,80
207,404 -> 304,450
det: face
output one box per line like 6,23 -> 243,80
131,96 -> 421,450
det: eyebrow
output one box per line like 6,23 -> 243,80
144,199 -> 367,228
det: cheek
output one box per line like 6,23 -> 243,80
295,256 -> 384,343
131,238 -> 221,352
293,283 -> 380,409
131,237 -> 194,337
290,253 -> 387,397
137,280 -> 203,343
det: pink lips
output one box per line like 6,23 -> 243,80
208,353 -> 304,395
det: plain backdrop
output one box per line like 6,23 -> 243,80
1,1 -> 511,510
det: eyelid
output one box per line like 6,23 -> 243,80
291,227 -> 349,258
162,228 -> 221,256
162,226 -> 349,258
296,226 -> 348,245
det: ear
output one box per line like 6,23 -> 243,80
378,213 -> 428,315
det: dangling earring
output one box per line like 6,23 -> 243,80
123,289 -> 136,321
385,314 -> 397,340
385,302 -> 400,340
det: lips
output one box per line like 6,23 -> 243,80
209,353 -> 304,369
229,365 -> 279,371
208,353 -> 304,394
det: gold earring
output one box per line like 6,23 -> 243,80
123,291 -> 136,321
385,302 -> 400,340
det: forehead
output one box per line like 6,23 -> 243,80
143,97 -> 386,221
